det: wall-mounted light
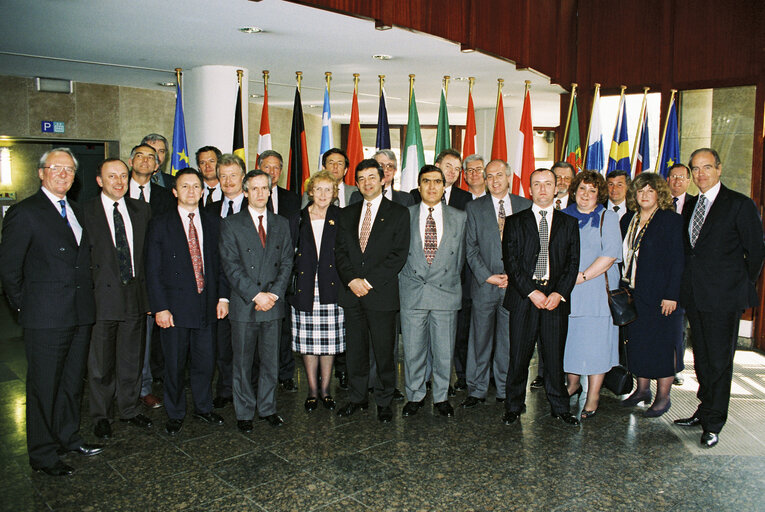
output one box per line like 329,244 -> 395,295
35,77 -> 73,94
0,148 -> 12,186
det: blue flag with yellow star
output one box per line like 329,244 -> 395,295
658,97 -> 679,178
170,81 -> 190,175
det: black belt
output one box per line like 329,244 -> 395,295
533,279 -> 549,287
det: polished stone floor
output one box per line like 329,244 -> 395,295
1,302 -> 764,511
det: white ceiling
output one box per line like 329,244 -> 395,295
0,0 -> 564,125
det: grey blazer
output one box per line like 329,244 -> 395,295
219,209 -> 293,323
398,204 -> 466,311
465,193 -> 532,302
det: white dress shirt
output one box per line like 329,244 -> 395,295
688,181 -> 721,239
248,205 -> 268,234
100,193 -> 135,274
357,193 -> 383,239
337,183 -> 349,208
443,185 -> 454,204
129,179 -> 151,202
219,193 -> 245,218
531,203 -> 554,280
42,186 -> 82,245
554,195 -> 569,210
492,193 -> 514,217
270,185 -> 280,214
672,193 -> 687,214
607,199 -> 627,220
471,190 -> 486,200
418,201 -> 443,250
179,206 -> 204,267
203,183 -> 222,204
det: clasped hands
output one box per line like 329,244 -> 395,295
529,290 -> 562,310
348,278 -> 372,297
253,292 -> 278,311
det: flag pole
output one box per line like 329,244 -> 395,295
353,73 -> 360,94
325,71 -> 331,94
495,78 -> 504,111
408,74 -> 415,105
175,68 -> 183,92
468,76 -> 474,96
523,80 -> 531,98
379,75 -> 384,97
583,83 -> 601,168
655,89 -> 677,172
560,83 -> 578,161
630,86 -> 650,172
443,75 -> 450,100
296,71 -> 302,93
263,70 -> 269,93
611,85 -> 626,147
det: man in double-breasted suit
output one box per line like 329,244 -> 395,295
399,165 -> 466,418
502,168 -> 580,426
0,148 -> 101,476
219,170 -> 293,431
335,159 -> 410,423
81,158 -> 152,440
461,160 -> 531,410
675,148 -> 765,448
145,168 -> 229,435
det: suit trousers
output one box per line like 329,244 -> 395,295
278,314 -> 295,381
160,324 -> 215,420
215,316 -> 233,398
25,325 -> 91,468
230,319 -> 280,419
401,309 -> 457,403
505,298 -> 569,415
466,297 -> 510,399
686,306 -> 741,433
140,316 -> 156,396
344,304 -> 396,406
453,298 -> 472,380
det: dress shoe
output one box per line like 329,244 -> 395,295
304,396 -> 318,412
580,409 -> 597,420
673,373 -> 684,386
237,420 -> 253,433
434,401 -> 455,417
530,376 -> 544,389
213,395 -> 233,409
644,399 -> 671,418
193,411 -> 224,425
140,393 -> 163,409
279,378 -> 298,392
392,388 -> 405,401
569,385 -> 583,399
336,401 -> 368,417
377,405 -> 393,423
120,414 -> 153,428
453,377 -> 467,391
259,414 -> 285,427
94,419 -> 112,439
321,395 -> 336,410
460,396 -> 485,408
674,416 -> 702,427
336,372 -> 348,390
34,460 -> 74,477
165,419 -> 183,435
552,412 -> 581,426
502,411 -> 520,424
447,386 -> 456,397
65,444 -> 104,457
621,390 -> 652,407
700,431 -> 719,448
402,400 -> 425,417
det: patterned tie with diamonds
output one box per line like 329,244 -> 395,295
113,202 -> 133,284
534,210 -> 549,280
359,202 -> 372,252
424,207 -> 437,264
690,195 -> 707,247
187,213 -> 204,293
498,200 -> 506,240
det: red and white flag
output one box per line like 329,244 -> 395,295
511,89 -> 535,198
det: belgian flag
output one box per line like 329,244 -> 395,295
232,79 -> 245,162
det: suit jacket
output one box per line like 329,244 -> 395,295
335,196 -> 410,311
410,186 -> 472,211
219,209 -> 293,323
305,183 -> 360,208
145,208 -> 228,328
680,184 -> 765,311
466,194 -> 532,302
0,189 -> 95,328
351,188 -> 414,207
80,196 -> 151,320
268,186 -> 301,219
399,204 -> 466,311
128,177 -> 174,219
673,192 -> 695,214
502,207 -> 580,313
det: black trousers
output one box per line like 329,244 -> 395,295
161,324 -> 215,420
453,297 -> 471,380
25,325 -> 91,468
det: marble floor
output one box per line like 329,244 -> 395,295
1,303 -> 764,511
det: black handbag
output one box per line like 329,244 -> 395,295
604,335 -> 634,395
286,213 -> 302,297
600,211 -> 637,326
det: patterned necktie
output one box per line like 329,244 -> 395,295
555,198 -> 561,210
138,185 -> 145,202
205,187 -> 213,207
498,200 -> 506,240
359,202 -> 372,252
258,215 -> 266,248
58,199 -> 69,225
673,196 -> 679,212
424,207 -> 437,264
534,210 -> 549,280
187,213 -> 204,293
690,195 -> 707,247
226,200 -> 234,217
113,202 -> 133,284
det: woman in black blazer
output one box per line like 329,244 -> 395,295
619,172 -> 684,417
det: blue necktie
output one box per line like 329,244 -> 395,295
58,199 -> 69,225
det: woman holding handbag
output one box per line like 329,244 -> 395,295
562,171 -> 622,419
619,172 -> 684,417
288,171 -> 345,412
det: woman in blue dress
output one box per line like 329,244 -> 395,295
563,170 -> 622,419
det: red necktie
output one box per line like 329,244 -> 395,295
258,215 -> 266,248
424,207 -> 437,264
188,213 -> 204,293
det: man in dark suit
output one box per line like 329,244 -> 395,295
197,146 -> 223,207
368,149 -> 414,206
335,159 -> 410,422
305,148 -> 360,208
219,170 -> 293,431
0,148 -> 102,476
675,148 -> 765,448
141,133 -> 174,189
145,168 -> 229,435
501,168 -> 580,426
81,158 -> 153,440
410,149 -> 472,211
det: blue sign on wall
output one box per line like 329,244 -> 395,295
41,121 -> 65,133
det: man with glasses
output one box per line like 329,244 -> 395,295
552,162 -> 575,210
668,163 -> 694,214
370,149 -> 414,206
464,154 -> 487,199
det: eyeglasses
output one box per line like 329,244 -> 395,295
380,163 -> 396,171
44,165 -> 75,174
669,174 -> 689,180
465,167 -> 484,174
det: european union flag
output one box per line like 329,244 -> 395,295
171,82 -> 190,175
658,98 -> 679,178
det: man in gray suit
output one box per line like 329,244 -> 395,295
399,165 -> 466,418
461,159 -> 531,409
303,148 -> 359,208
219,170 -> 293,432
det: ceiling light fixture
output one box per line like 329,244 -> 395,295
372,54 -> 392,61
460,43 -> 475,53
158,82 -> 176,87
375,19 -> 392,31
453,77 -> 469,81
239,27 -> 264,34
249,93 -> 261,98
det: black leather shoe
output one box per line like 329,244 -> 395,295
434,401 -> 454,417
120,414 -> 153,429
673,373 -> 684,386
530,376 -> 544,389
502,411 -> 520,424
237,420 -> 253,433
94,419 -> 111,439
213,395 -> 233,409
377,405 -> 393,423
337,372 -> 348,390
552,412 -> 580,426
392,388 -> 405,401
460,396 -> 485,408
304,396 -> 318,412
65,443 -> 104,456
259,414 -> 285,427
674,416 -> 702,427
447,386 -> 456,397
496,397 -> 506,403
453,377 -> 467,391
193,411 -> 224,425
402,400 -> 424,417
165,419 -> 183,436
321,395 -> 336,410
701,431 -> 719,448
279,378 -> 298,392
336,401 -> 368,417
34,460 -> 74,476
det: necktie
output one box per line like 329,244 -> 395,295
498,200 -> 506,240
424,207 -> 437,264
138,185 -> 145,202
534,210 -> 548,280
258,215 -> 266,248
226,200 -> 234,217
205,187 -> 213,207
58,199 -> 69,225
555,198 -> 562,210
673,196 -> 679,212
267,197 -> 275,213
113,202 -> 133,283
613,205 -> 619,213
690,195 -> 707,247
187,213 -> 204,293
359,202 -> 372,252
441,193 -> 446,204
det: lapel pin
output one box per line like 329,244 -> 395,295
329,219 -> 335,226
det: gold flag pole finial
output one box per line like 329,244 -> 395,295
524,79 -> 531,95
325,72 -> 332,94
296,71 -> 303,93
236,69 -> 243,86
409,74 -> 415,104
468,77 -> 475,95
583,83 -> 601,167
560,83 -> 578,162
443,75 -> 450,99
262,70 -> 269,93
175,68 -> 182,91
495,78 -> 504,111
353,73 -> 360,94
378,75 -> 385,97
